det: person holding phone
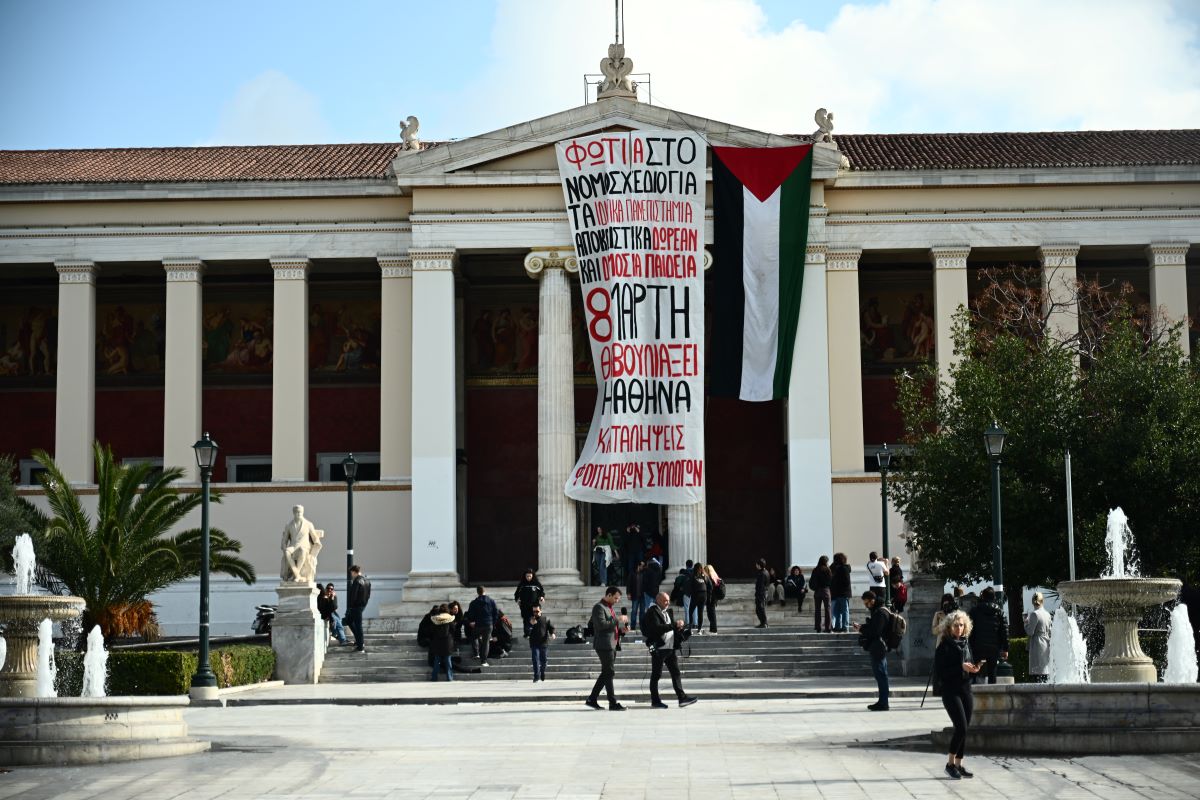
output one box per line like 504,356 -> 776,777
936,610 -> 983,780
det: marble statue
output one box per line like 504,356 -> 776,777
280,505 -> 324,583
812,108 -> 835,144
598,43 -> 636,99
400,116 -> 421,151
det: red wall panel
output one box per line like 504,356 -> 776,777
0,390 -> 55,466
862,375 -> 904,447
202,387 -> 271,482
309,385 -> 380,480
95,389 -> 164,462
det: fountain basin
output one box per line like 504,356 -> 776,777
1058,577 -> 1181,683
933,683 -> 1200,754
0,595 -> 87,697
0,695 -> 209,765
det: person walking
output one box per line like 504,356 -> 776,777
754,558 -> 770,628
317,583 -> 349,646
514,568 -> 545,637
853,590 -> 890,711
346,565 -> 371,653
429,604 -> 456,681
528,603 -> 555,682
687,562 -> 709,634
830,553 -> 852,632
704,563 -> 722,634
967,587 -> 1008,684
784,566 -> 808,615
642,591 -> 698,709
1024,592 -> 1052,683
465,586 -> 499,667
810,555 -> 833,633
584,586 -> 628,711
866,551 -> 887,600
936,610 -> 983,779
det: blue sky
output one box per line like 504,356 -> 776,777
1,0 -> 1198,150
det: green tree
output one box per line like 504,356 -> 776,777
890,271 -> 1200,607
19,443 -> 256,642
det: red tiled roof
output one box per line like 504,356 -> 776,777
1,131 -> 1198,185
0,143 -> 405,185
835,130 -> 1200,171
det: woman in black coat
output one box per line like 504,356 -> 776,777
688,563 -> 709,633
429,604 -> 456,681
783,566 -> 807,615
935,610 -> 983,780
809,556 -> 833,633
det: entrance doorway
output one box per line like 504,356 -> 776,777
585,503 -> 664,587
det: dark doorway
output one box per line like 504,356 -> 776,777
586,503 -> 663,587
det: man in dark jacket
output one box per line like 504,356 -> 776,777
466,586 -> 499,667
528,603 -> 555,682
754,559 -> 770,628
853,591 -> 890,710
585,586 -> 627,711
642,591 -> 698,708
642,556 -> 664,610
514,569 -> 545,637
967,586 -> 1009,684
416,604 -> 441,665
346,565 -> 371,652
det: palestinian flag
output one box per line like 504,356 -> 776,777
710,144 -> 814,401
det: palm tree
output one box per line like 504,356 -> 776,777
32,443 -> 255,643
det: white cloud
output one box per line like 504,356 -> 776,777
432,0 -> 1200,139
203,70 -> 332,146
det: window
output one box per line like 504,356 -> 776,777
226,456 -> 272,483
18,459 -> 47,486
317,452 -> 381,482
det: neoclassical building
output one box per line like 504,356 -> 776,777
2,96 -> 1197,632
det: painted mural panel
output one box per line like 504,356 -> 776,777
96,302 -> 166,378
0,301 -> 56,381
202,300 -> 274,377
859,270 -> 935,375
466,288 -> 539,383
309,298 -> 381,381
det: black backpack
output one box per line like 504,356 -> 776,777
713,579 -> 727,601
565,625 -> 586,644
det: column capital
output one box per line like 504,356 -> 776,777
270,257 -> 310,280
1038,244 -> 1080,268
163,257 -> 205,282
55,260 -> 97,284
825,247 -> 862,271
1146,242 -> 1189,267
410,248 -> 457,272
930,246 -> 970,269
378,254 -> 413,279
524,247 -> 578,278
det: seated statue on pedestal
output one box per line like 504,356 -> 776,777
280,504 -> 324,583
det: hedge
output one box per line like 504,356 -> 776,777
55,644 -> 275,696
1007,636 -> 1030,682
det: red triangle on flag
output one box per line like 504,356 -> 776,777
712,144 -> 814,203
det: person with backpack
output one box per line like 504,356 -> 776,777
705,563 -> 724,634
687,562 -> 709,634
830,553 -> 853,632
935,610 -> 983,779
865,551 -> 887,600
346,565 -> 371,652
809,556 -> 833,633
784,566 -> 807,616
514,568 -> 545,637
465,586 -> 499,667
853,590 -> 890,710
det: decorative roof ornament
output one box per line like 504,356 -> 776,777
598,42 -> 637,100
812,108 -> 835,144
400,116 -> 421,151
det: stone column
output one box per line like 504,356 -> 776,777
786,244 -> 834,567
407,248 -> 461,588
378,255 -> 413,481
163,258 -> 204,482
270,258 -> 309,481
931,246 -> 971,386
826,248 -> 865,472
524,248 -> 582,585
54,260 -> 97,483
1038,244 -> 1080,345
1148,242 -> 1191,358
668,495 -> 707,567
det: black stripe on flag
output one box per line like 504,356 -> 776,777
709,152 -> 745,398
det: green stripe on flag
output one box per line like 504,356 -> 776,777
772,153 -> 814,399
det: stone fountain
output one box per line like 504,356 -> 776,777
1056,576 -> 1181,682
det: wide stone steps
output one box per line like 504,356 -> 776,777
320,626 -> 874,683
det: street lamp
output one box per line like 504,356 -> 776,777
342,453 -> 358,598
983,421 -> 1014,681
190,432 -> 218,699
877,444 -> 893,608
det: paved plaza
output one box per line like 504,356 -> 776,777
3,683 -> 1198,800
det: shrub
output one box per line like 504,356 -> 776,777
54,645 -> 275,696
1006,636 -> 1030,682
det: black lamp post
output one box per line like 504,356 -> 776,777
342,453 -> 358,597
983,422 -> 1014,680
190,432 -> 218,697
877,443 -> 893,608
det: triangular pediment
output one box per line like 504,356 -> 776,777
391,97 -> 846,189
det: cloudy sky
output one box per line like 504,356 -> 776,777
1,0 -> 1198,150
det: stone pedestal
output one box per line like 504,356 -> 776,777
272,584 -> 325,684
901,569 -> 944,680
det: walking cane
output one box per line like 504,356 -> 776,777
920,663 -> 934,708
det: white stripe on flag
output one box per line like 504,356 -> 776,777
740,185 -> 781,401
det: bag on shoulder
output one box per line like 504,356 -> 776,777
360,577 -> 372,605
713,579 -> 727,601
884,608 -> 907,651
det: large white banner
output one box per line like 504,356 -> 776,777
556,131 -> 706,504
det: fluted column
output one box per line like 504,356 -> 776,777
378,255 -> 413,481
1148,242 -> 1191,358
524,248 -> 581,585
931,246 -> 971,386
826,247 -> 864,471
1038,244 -> 1080,345
163,258 -> 204,482
408,248 -> 461,586
270,257 -> 309,481
54,260 -> 97,483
